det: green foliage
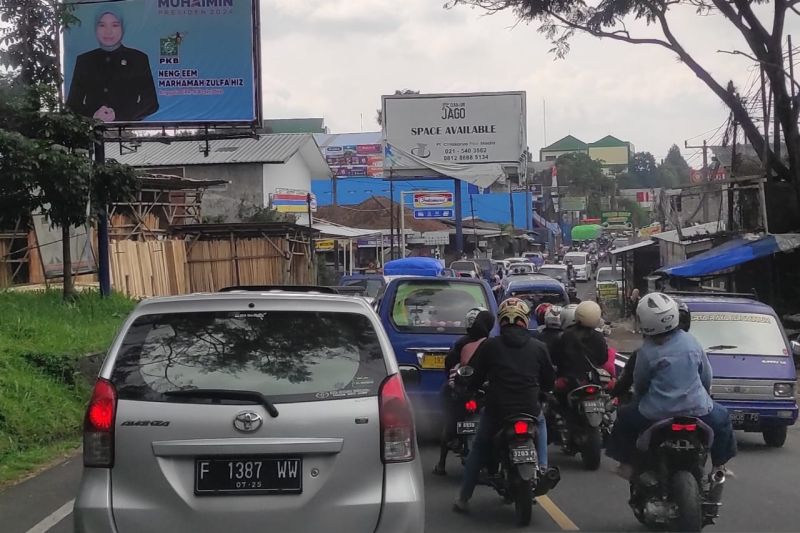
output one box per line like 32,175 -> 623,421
662,144 -> 691,185
555,152 -> 613,217
236,198 -> 298,223
0,290 -> 134,482
617,197 -> 651,228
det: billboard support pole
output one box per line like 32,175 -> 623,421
389,177 -> 395,261
306,193 -> 315,282
94,131 -> 111,297
454,178 -> 463,257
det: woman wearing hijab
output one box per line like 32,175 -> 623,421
433,308 -> 495,475
67,9 -> 159,122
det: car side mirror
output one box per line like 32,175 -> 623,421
791,340 -> 800,357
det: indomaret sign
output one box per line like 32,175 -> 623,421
381,92 -> 526,187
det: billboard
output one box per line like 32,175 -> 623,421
382,92 -> 526,186
560,196 -> 587,212
63,0 -> 259,125
32,215 -> 96,279
270,190 -> 317,213
314,133 -> 384,178
412,192 -> 454,219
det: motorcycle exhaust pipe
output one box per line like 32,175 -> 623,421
534,466 -> 562,496
707,470 -> 726,504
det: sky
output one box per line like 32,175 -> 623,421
259,0 -> 800,168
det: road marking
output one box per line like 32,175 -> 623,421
536,495 -> 579,531
25,499 -> 74,533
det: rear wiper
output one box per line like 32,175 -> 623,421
164,389 -> 279,418
706,345 -> 738,351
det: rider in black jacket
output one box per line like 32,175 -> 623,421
550,301 -> 608,386
453,298 -> 555,514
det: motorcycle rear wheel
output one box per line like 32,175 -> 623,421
580,428 -> 603,471
512,477 -> 533,527
670,470 -> 703,532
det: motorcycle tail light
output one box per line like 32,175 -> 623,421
465,399 -> 478,413
585,386 -> 599,395
513,420 -> 529,435
671,423 -> 697,432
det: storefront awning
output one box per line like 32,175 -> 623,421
656,234 -> 800,278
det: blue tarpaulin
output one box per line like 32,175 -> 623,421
384,257 -> 444,277
657,234 -> 800,278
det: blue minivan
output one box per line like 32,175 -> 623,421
682,295 -> 798,447
500,275 -> 570,330
374,276 -> 499,431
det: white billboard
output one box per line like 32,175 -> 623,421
381,92 -> 526,187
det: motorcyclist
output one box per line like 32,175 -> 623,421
453,298 -> 555,514
606,293 -> 737,479
550,301 -> 609,395
533,303 -> 552,332
537,305 -> 563,354
435,307 -> 495,475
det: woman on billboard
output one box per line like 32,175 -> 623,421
66,9 -> 158,122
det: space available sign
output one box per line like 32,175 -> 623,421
382,92 -> 526,175
63,0 -> 259,124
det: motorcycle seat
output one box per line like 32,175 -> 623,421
636,417 -> 714,452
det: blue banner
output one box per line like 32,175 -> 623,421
63,0 -> 258,124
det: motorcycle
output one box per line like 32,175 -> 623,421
550,369 -> 612,470
629,417 -> 725,532
450,366 -> 483,461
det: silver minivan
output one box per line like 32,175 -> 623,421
74,290 -> 424,532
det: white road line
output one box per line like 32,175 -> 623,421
25,499 -> 74,533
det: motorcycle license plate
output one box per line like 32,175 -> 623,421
456,421 -> 477,435
582,399 -> 605,413
730,411 -> 759,426
510,446 -> 536,464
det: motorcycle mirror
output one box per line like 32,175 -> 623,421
456,366 -> 474,377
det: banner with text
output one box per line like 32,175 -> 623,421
63,0 -> 259,125
314,132 -> 383,178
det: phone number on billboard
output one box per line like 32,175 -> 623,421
443,147 -> 490,162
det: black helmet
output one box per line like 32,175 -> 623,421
676,298 -> 691,332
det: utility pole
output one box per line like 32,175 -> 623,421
469,193 -> 479,257
760,66 -> 771,178
508,181 -> 516,255
95,134 -> 111,297
389,178 -> 395,261
684,139 -> 709,222
729,120 -> 738,232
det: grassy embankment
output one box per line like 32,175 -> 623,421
0,290 -> 134,486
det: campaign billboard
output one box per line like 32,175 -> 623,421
314,132 -> 384,178
381,92 -> 526,181
62,0 -> 260,125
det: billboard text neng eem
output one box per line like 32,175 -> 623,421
62,0 -> 259,125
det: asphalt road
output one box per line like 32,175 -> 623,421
5,279 -> 799,532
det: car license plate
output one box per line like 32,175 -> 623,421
195,457 -> 302,495
421,354 -> 446,369
457,421 -> 477,435
510,446 -> 536,464
730,411 -> 759,426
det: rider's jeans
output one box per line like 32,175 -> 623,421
607,400 -> 737,467
459,410 -> 548,502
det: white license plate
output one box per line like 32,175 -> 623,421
582,400 -> 605,413
456,421 -> 477,435
510,447 -> 536,464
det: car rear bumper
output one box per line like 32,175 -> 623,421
575,270 -> 588,281
375,462 -> 425,533
73,468 -> 119,533
717,399 -> 798,430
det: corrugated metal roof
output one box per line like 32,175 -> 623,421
540,135 -> 588,152
107,133 -> 313,167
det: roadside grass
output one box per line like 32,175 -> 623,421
0,290 -> 135,487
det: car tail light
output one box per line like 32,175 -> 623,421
585,386 -> 599,395
671,423 -> 697,432
84,378 -> 117,467
465,400 -> 478,413
379,374 -> 415,463
513,420 -> 530,435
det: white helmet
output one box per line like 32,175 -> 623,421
637,292 -> 680,336
575,300 -> 602,328
465,307 -> 488,328
560,304 -> 578,329
544,305 -> 563,330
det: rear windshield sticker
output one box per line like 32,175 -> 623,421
693,313 -> 771,323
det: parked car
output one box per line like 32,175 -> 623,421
563,251 -> 590,282
681,294 -> 798,447
74,288 -> 425,533
373,276 -> 499,433
449,260 -> 481,278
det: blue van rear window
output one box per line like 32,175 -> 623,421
391,280 -> 491,334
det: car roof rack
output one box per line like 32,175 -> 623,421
219,285 -> 339,294
664,289 -> 759,300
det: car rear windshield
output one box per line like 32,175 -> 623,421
342,278 -> 385,298
596,269 -> 623,282
538,267 -> 566,279
111,311 -> 387,404
690,312 -> 789,356
565,254 -> 587,265
506,289 -> 568,308
451,261 -> 477,271
509,264 -> 534,274
391,280 -> 492,334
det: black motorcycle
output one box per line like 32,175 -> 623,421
629,417 -> 726,532
450,366 -> 482,461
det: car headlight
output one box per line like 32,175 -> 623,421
774,383 -> 796,397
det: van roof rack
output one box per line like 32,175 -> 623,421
664,289 -> 759,300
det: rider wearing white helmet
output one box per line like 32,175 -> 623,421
606,292 -> 736,478
538,305 -> 563,354
550,301 -> 608,387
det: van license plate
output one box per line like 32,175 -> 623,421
730,411 -> 759,426
195,457 -> 302,495
457,421 -> 477,435
421,354 -> 446,369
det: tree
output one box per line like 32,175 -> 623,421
375,89 -> 420,126
629,151 -> 659,188
554,152 -> 613,216
448,0 -> 800,204
0,1 -> 138,298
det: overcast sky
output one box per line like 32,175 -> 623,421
260,1 -> 799,167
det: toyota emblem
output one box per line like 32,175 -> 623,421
233,411 -> 263,433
